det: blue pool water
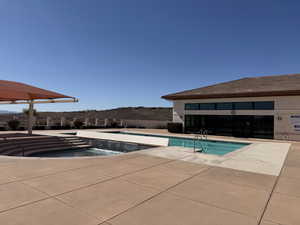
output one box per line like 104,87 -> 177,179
104,131 -> 249,155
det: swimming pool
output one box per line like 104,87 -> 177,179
28,138 -> 154,158
103,131 -> 250,155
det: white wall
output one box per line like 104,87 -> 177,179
274,96 -> 300,140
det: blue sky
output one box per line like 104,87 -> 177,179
0,0 -> 300,112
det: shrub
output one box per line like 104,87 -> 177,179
74,120 -> 84,129
167,122 -> 183,133
110,121 -> 119,128
22,108 -> 38,116
18,127 -> 25,131
7,119 -> 20,130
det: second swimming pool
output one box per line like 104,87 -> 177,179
103,131 -> 250,156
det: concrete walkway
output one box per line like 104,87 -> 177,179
0,143 -> 297,225
261,143 -> 300,225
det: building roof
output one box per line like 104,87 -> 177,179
162,74 -> 300,100
0,80 -> 72,101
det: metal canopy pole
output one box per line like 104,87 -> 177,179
27,101 -> 34,135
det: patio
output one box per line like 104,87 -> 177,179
0,141 -> 298,225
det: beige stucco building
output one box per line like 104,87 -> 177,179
162,74 -> 300,141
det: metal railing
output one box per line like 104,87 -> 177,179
193,133 -> 200,153
193,129 -> 208,153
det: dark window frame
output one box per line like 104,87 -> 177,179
233,102 -> 254,110
199,103 -> 216,110
185,103 -> 200,110
185,101 -> 274,111
216,102 -> 233,110
253,101 -> 274,110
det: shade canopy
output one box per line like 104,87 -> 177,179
0,80 -> 77,135
0,80 -> 72,101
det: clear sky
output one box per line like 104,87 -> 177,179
1,0 -> 300,112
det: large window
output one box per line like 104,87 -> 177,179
253,101 -> 274,110
185,101 -> 274,110
199,103 -> 216,110
185,103 -> 199,110
216,102 -> 233,110
185,115 -> 274,139
234,102 -> 253,110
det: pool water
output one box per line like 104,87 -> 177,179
28,139 -> 153,158
104,131 -> 249,155
168,138 -> 248,155
29,148 -> 122,158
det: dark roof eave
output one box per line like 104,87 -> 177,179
161,90 -> 300,100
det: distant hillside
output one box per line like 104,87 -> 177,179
0,110 -> 17,114
39,107 -> 172,121
0,107 -> 172,121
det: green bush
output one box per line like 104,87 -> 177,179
167,122 -> 183,133
74,120 -> 84,129
22,108 -> 38,116
7,119 -> 20,130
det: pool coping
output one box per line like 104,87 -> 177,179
101,130 -> 253,145
75,130 -> 290,176
77,130 -> 169,147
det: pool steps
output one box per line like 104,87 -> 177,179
0,135 -> 92,156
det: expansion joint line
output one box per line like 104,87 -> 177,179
101,166 -> 212,224
257,146 -> 291,225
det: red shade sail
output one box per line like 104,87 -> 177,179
0,80 -> 76,135
0,80 -> 72,101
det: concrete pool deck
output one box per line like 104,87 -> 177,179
75,129 -> 290,176
140,142 -> 290,176
0,129 -> 297,225
0,143 -> 299,225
